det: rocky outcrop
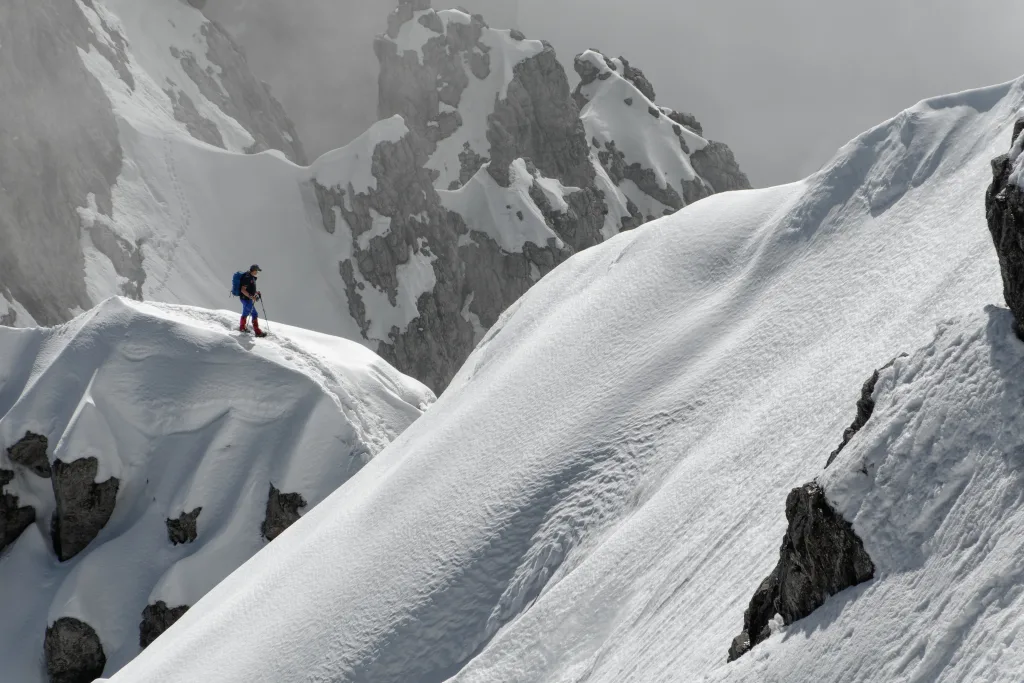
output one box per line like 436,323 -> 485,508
7,431 -> 52,478
1,469 -> 35,553
262,484 -> 307,542
44,617 -> 106,683
140,601 -> 190,649
728,482 -> 874,661
317,2 -> 752,393
169,21 -> 306,162
51,458 -> 120,562
690,142 -> 752,195
825,355 -> 906,467
985,117 -> 1024,332
166,507 -> 202,545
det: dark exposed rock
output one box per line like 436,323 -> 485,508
598,141 -> 684,211
619,56 -> 656,101
487,46 -> 595,194
169,21 -> 306,163
825,355 -> 906,468
728,482 -> 874,661
45,617 -> 106,683
51,458 -> 120,562
1,469 -> 35,553
166,507 -> 202,545
166,88 -> 226,149
690,141 -> 752,194
985,117 -> 1024,333
140,601 -> 190,649
7,431 -> 51,478
262,484 -> 307,542
666,109 -> 703,137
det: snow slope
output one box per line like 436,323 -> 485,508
0,297 -> 432,683
108,76 -> 1022,682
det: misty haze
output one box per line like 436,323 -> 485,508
3,1 -> 1024,682
206,0 -> 1024,185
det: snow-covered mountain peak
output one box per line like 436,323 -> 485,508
0,298 -> 431,683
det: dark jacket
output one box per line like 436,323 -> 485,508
240,272 -> 258,300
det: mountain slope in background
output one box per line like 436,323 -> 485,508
106,76 -> 1022,682
0,297 -> 432,683
1,0 -> 749,393
0,0 -> 303,328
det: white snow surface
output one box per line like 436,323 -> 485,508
0,298 -> 432,683
578,49 -> 706,206
108,78 -> 1024,683
440,158 -> 566,253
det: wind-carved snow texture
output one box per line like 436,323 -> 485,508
0,0 -> 303,328
110,78 -> 1024,683
0,297 -> 433,682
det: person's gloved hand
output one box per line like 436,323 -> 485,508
256,291 -> 262,301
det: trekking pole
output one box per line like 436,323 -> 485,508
258,295 -> 271,335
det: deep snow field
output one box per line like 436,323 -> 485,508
0,298 -> 432,681
100,78 -> 1024,682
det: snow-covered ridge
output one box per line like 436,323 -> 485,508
0,297 -> 432,683
106,74 -> 1020,683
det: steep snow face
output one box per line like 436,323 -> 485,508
0,298 -> 432,683
108,77 -> 1019,683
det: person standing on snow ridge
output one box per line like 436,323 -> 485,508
239,265 -> 266,337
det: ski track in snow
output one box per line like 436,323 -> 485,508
106,78 -> 1024,683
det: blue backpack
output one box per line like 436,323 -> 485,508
230,271 -> 244,298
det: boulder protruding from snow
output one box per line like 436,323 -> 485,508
44,617 -> 106,683
51,458 -> 119,562
985,117 -> 1024,333
140,602 -> 191,649
262,484 -> 307,542
728,482 -> 874,661
1,469 -> 35,553
7,431 -> 52,478
166,508 -> 202,545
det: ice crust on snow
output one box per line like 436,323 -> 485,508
108,76 -> 1024,683
0,298 -> 432,682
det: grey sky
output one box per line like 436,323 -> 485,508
206,0 -> 1024,186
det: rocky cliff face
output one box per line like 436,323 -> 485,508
318,0 -> 750,391
0,0 -> 302,328
985,116 -> 1024,331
